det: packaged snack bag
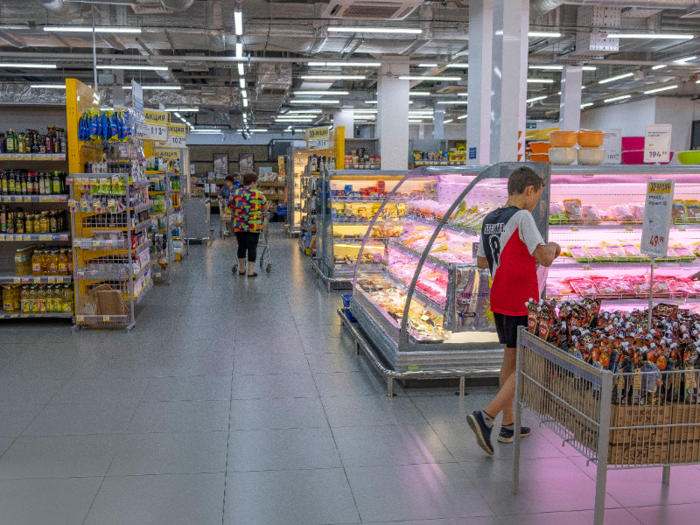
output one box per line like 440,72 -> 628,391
549,203 -> 568,224
526,298 -> 539,334
581,204 -> 602,225
563,199 -> 583,223
611,204 -> 636,223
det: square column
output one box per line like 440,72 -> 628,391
467,0 -> 493,165
378,61 -> 410,170
559,65 -> 583,131
490,0 -> 525,163
433,105 -> 445,140
517,0 -> 529,160
334,111 -> 354,139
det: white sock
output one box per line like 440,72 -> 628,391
481,410 -> 495,428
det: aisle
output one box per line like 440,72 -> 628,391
0,223 -> 697,525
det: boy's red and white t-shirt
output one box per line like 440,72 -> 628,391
477,206 -> 545,316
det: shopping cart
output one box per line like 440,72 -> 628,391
231,211 -> 272,274
218,197 -> 232,237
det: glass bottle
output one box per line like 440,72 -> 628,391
32,214 -> 40,234
44,173 -> 52,195
20,172 -> 27,195
6,130 -> 15,153
40,212 -> 49,234
15,213 -> 24,234
49,212 -> 57,233
38,173 -> 45,195
17,133 -> 25,154
67,249 -> 74,274
7,171 -> 15,194
1,171 -> 7,195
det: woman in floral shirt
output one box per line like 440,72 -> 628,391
228,172 -> 268,277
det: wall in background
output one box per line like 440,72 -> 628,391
580,98 -> 657,138
654,98 -> 700,153
0,105 -> 67,131
188,144 -> 277,176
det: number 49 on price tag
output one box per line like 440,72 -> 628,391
640,179 -> 674,258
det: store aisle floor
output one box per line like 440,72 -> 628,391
0,223 -> 698,525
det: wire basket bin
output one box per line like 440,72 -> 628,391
514,328 -> 700,525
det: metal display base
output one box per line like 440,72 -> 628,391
311,257 -> 354,291
349,294 -> 503,374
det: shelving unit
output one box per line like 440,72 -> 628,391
299,173 -> 319,255
147,170 -> 175,284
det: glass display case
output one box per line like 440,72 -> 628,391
349,163 -> 550,372
317,170 -> 410,289
546,166 -> 700,311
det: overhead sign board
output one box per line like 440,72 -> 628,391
143,109 -> 169,126
136,122 -> 168,142
306,127 -> 330,150
131,80 -> 143,112
640,179 -> 675,258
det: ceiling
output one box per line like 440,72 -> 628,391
2,0 -> 700,133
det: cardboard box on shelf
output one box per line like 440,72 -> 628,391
669,403 -> 700,442
96,290 -> 128,316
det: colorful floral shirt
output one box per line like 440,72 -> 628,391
228,188 -> 267,232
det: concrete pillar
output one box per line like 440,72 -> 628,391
517,0 -> 529,160
490,0 -> 525,163
333,110 -> 354,139
377,61 -> 410,170
559,65 -> 583,131
467,0 -> 493,165
433,105 -> 445,140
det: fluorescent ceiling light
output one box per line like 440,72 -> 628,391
290,99 -> 340,104
309,62 -> 380,67
239,78 -> 245,88
193,129 -> 222,133
0,63 -> 56,69
174,112 -> 181,118
437,101 -> 468,104
527,78 -> 555,83
165,108 -> 199,112
179,117 -> 186,123
457,114 -> 468,119
443,119 -> 454,124
122,85 -> 181,90
644,84 -> 678,94
236,42 -> 243,59
581,102 -> 594,108
652,65 -> 667,70
234,10 -> 243,36
605,33 -> 694,40
604,95 -> 631,103
528,65 -> 597,71
528,31 -> 561,38
30,84 -> 65,88
327,27 -> 422,34
408,120 -> 425,123
399,76 -> 461,81
238,63 -> 245,75
289,109 -> 322,114
97,64 -> 168,71
418,64 -> 438,68
237,128 -> 268,132
526,95 -> 548,103
352,109 -> 377,113
598,72 -> 634,84
295,91 -> 349,96
410,91 -> 430,96
675,56 -> 697,63
43,26 -> 141,33
418,63 -> 468,69
300,75 -> 365,80
242,90 -> 248,99
243,99 -> 249,107
276,119 -> 314,122
365,100 -> 377,104
458,93 -> 468,96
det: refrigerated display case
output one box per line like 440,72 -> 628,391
316,170 -> 410,290
349,163 -> 550,372
545,166 -> 700,311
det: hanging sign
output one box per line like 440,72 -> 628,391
163,123 -> 188,147
306,127 -> 330,150
640,179 -> 674,258
143,109 -> 170,126
131,80 -> 143,112
154,148 -> 181,159
644,124 -> 672,164
601,128 -> 622,164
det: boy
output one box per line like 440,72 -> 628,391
467,166 -> 561,455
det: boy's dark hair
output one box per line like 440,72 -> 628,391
508,166 -> 545,195
241,172 -> 258,187
224,175 -> 234,183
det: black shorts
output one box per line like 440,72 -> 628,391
493,312 -> 528,348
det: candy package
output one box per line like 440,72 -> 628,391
563,199 -> 583,223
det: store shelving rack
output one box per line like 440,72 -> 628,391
147,170 -> 175,284
299,172 -> 320,256
0,122 -> 73,321
314,170 -> 408,291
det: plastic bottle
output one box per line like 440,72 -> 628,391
20,285 -> 29,313
49,212 -> 57,233
48,250 -> 58,275
40,212 -> 48,234
57,250 -> 68,276
41,250 -> 50,275
62,284 -> 74,314
37,285 -> 46,313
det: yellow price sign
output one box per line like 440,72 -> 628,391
102,316 -> 110,322
77,316 -> 84,323
48,277 -> 56,283
143,109 -> 169,126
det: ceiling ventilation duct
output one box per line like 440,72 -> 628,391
255,63 -> 292,119
322,0 -> 423,20
531,0 -> 700,18
35,0 -> 82,17
571,6 -> 620,57
37,0 -> 194,14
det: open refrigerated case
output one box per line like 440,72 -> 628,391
349,163 -> 550,373
545,165 -> 700,312
316,170 -> 409,290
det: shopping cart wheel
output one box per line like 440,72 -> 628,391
232,264 -> 238,274
266,263 -> 272,273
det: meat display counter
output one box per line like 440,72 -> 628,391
348,163 -> 550,373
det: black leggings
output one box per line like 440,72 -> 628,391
235,231 -> 260,262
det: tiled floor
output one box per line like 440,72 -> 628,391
0,223 -> 697,524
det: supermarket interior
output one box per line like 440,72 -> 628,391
5,0 -> 700,524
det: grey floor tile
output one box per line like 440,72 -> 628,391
108,431 -> 228,476
231,397 -> 328,430
143,376 -> 233,402
346,463 -> 495,523
411,393 -> 499,426
314,370 -> 394,397
629,503 -> 700,525
233,353 -> 312,376
229,427 -> 341,472
84,473 -> 225,525
0,377 -> 65,405
0,404 -> 47,438
23,403 -> 137,436
333,424 -> 456,467
306,351 -> 364,374
322,395 -> 427,427
0,434 -> 121,479
364,519 -> 501,525
50,377 -> 149,405
231,372 -> 319,399
128,401 -> 231,433
499,508 -> 642,525
225,468 -> 359,525
0,477 -> 102,525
